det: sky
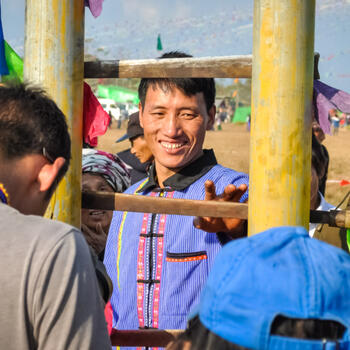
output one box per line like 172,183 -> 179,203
1,0 -> 350,92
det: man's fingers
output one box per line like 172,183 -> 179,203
223,184 -> 236,201
204,180 -> 216,201
222,184 -> 248,202
230,184 -> 248,202
193,216 -> 217,233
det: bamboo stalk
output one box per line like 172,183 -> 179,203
84,55 -> 252,79
25,0 -> 84,228
84,54 -> 320,79
82,191 -> 248,219
110,329 -> 183,347
82,192 -> 350,228
249,0 -> 315,235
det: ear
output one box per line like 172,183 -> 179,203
139,102 -> 144,128
37,157 -> 66,192
206,105 -> 216,130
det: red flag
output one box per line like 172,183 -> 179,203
340,180 -> 350,186
83,82 -> 110,147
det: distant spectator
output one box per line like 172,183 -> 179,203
116,112 -> 153,184
167,226 -> 350,350
116,106 -> 122,129
246,113 -> 251,132
121,107 -> 129,127
332,115 -> 340,134
215,112 -> 222,131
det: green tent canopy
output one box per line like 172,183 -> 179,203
97,85 -> 139,104
232,106 -> 251,123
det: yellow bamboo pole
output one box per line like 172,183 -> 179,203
24,0 -> 84,228
248,0 -> 315,235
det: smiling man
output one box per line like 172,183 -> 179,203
104,52 -> 249,338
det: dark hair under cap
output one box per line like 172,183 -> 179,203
138,51 -> 216,113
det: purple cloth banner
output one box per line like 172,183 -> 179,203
314,80 -> 350,134
85,0 -> 104,18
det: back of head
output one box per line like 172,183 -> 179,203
189,226 -> 350,349
0,83 -> 71,180
138,51 -> 216,112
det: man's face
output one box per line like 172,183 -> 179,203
81,173 -> 114,233
139,86 -> 215,175
130,135 -> 153,163
312,122 -> 325,143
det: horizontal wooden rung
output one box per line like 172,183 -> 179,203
110,329 -> 183,347
82,192 -> 349,228
84,53 -> 320,79
82,191 -> 248,219
84,55 -> 252,79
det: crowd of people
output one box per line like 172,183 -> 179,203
1,51 -> 350,350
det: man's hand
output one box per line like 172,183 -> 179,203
193,180 -> 248,238
81,223 -> 107,255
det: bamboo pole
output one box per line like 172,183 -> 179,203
82,192 -> 350,228
248,0 -> 316,235
82,191 -> 248,219
84,55 -> 252,78
24,0 -> 84,228
110,329 -> 183,347
84,54 -> 320,79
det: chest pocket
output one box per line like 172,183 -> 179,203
161,251 -> 208,317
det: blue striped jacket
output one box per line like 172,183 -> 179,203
104,150 -> 249,346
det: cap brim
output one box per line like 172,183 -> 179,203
116,133 -> 129,143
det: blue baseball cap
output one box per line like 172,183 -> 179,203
116,112 -> 143,143
195,226 -> 350,349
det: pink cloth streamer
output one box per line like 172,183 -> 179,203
83,82 -> 110,147
85,0 -> 104,18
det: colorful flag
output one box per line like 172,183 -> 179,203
157,34 -> 163,51
314,80 -> 350,134
0,3 -> 9,76
2,41 -> 23,83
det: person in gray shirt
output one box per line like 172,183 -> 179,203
0,84 -> 111,350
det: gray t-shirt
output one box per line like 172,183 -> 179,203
0,203 -> 111,349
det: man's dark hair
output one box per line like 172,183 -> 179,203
167,316 -> 247,350
138,51 -> 216,113
312,133 -> 327,179
167,316 -> 346,350
0,83 -> 71,183
271,315 -> 345,340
